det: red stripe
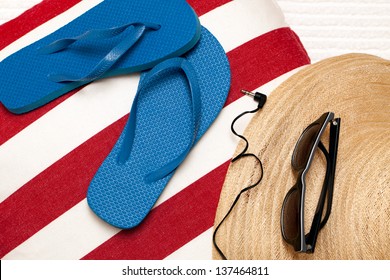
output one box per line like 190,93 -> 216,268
82,161 -> 230,260
0,0 -> 81,50
0,27 -> 309,258
0,0 -> 231,146
186,0 -> 231,16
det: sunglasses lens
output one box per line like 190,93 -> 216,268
282,186 -> 300,241
292,123 -> 321,170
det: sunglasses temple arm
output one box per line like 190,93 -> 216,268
319,118 -> 341,228
305,141 -> 331,252
306,118 -> 341,252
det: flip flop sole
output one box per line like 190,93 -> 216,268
0,0 -> 200,113
87,27 -> 231,229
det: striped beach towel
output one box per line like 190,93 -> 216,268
0,0 -> 310,259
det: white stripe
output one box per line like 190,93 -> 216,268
3,67 -> 304,260
164,228 -> 213,260
0,0 -> 286,203
200,0 -> 287,52
0,0 -> 41,25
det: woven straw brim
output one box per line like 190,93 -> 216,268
213,53 -> 390,260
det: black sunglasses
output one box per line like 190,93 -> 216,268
280,112 -> 340,253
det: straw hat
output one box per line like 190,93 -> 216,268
213,53 -> 390,260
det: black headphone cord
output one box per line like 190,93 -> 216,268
212,90 -> 267,260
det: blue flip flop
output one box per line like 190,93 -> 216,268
0,0 -> 200,114
87,27 -> 231,229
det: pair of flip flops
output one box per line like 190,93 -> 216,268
1,0 -> 231,229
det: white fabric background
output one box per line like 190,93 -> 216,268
1,0 -> 389,62
277,0 -> 390,62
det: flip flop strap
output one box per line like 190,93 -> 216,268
118,57 -> 201,183
39,22 -> 160,83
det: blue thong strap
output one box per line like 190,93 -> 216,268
39,22 -> 160,83
118,57 -> 201,183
